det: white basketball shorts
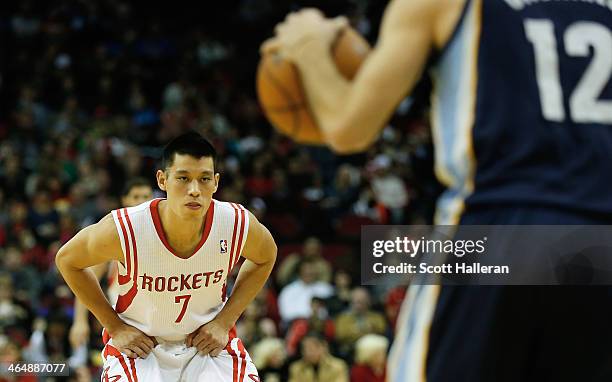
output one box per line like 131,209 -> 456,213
101,336 -> 259,382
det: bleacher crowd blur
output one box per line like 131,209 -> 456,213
0,1 -> 441,381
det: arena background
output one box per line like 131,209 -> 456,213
0,1 -> 443,380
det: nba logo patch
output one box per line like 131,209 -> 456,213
220,240 -> 228,254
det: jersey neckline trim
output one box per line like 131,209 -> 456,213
149,198 -> 215,259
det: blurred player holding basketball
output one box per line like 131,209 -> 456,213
266,0 -> 612,381
69,178 -> 153,350
57,132 -> 275,381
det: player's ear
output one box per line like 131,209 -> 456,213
156,169 -> 167,191
213,173 -> 220,193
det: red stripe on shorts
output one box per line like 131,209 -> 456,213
226,339 -> 239,382
103,344 -> 134,382
102,328 -> 111,345
237,339 -> 248,382
129,358 -> 139,382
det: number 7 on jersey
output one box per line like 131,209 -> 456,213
174,294 -> 191,323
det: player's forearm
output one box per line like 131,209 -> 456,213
73,263 -> 107,323
215,259 -> 275,329
292,42 -> 359,150
295,41 -> 392,154
56,260 -> 123,332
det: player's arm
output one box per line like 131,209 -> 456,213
267,0 -> 464,153
69,262 -> 107,349
216,211 -> 277,328
56,214 -> 156,358
186,211 -> 277,355
56,214 -> 124,332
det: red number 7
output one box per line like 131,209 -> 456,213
174,294 -> 191,323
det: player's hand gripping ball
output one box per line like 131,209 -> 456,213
257,12 -> 370,144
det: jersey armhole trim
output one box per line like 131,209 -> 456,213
430,0 -> 473,64
228,203 -> 249,274
115,208 -> 139,313
112,208 -> 131,285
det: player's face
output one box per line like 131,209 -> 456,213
121,185 -> 153,207
156,154 -> 219,219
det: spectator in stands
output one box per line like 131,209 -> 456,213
288,333 -> 348,382
278,259 -> 334,326
26,188 -> 60,247
286,297 -> 335,356
2,245 -> 41,303
350,334 -> 388,382
0,275 -> 33,347
324,269 -> 353,316
0,336 -> 36,382
23,314 -> 73,364
335,288 -> 387,356
276,236 -> 332,287
384,286 -> 407,332
322,164 -> 361,221
368,155 -> 408,224
252,337 -> 289,382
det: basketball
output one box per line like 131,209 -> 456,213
256,27 -> 371,144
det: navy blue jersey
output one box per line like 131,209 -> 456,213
431,0 -> 612,224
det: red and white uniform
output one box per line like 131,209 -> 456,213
101,198 -> 259,382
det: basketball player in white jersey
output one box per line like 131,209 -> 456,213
69,178 -> 153,350
56,132 -> 276,381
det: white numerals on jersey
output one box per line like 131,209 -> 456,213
525,19 -> 612,124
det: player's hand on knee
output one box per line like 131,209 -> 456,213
109,323 -> 158,359
186,319 -> 229,357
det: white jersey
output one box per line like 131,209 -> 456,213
110,198 -> 249,342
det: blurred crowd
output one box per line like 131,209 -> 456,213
0,0 -> 441,381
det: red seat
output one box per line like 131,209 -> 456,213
336,215 -> 375,239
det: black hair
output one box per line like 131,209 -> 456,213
161,131 -> 217,171
121,177 -> 152,197
301,331 -> 326,343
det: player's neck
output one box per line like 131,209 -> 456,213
158,200 -> 207,249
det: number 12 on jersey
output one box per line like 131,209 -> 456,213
525,19 -> 612,124
174,294 -> 191,323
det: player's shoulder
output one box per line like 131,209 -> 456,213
212,199 -> 260,229
110,198 -> 157,224
212,199 -> 249,216
117,198 -> 156,215
85,213 -> 123,256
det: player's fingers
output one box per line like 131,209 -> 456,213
140,335 -> 155,350
136,339 -> 153,355
299,8 -> 324,18
287,12 -> 299,22
123,348 -> 136,359
198,341 -> 217,356
260,38 -> 280,55
127,344 -> 148,359
210,346 -> 224,357
332,16 -> 349,31
191,331 -> 211,349
274,22 -> 287,36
